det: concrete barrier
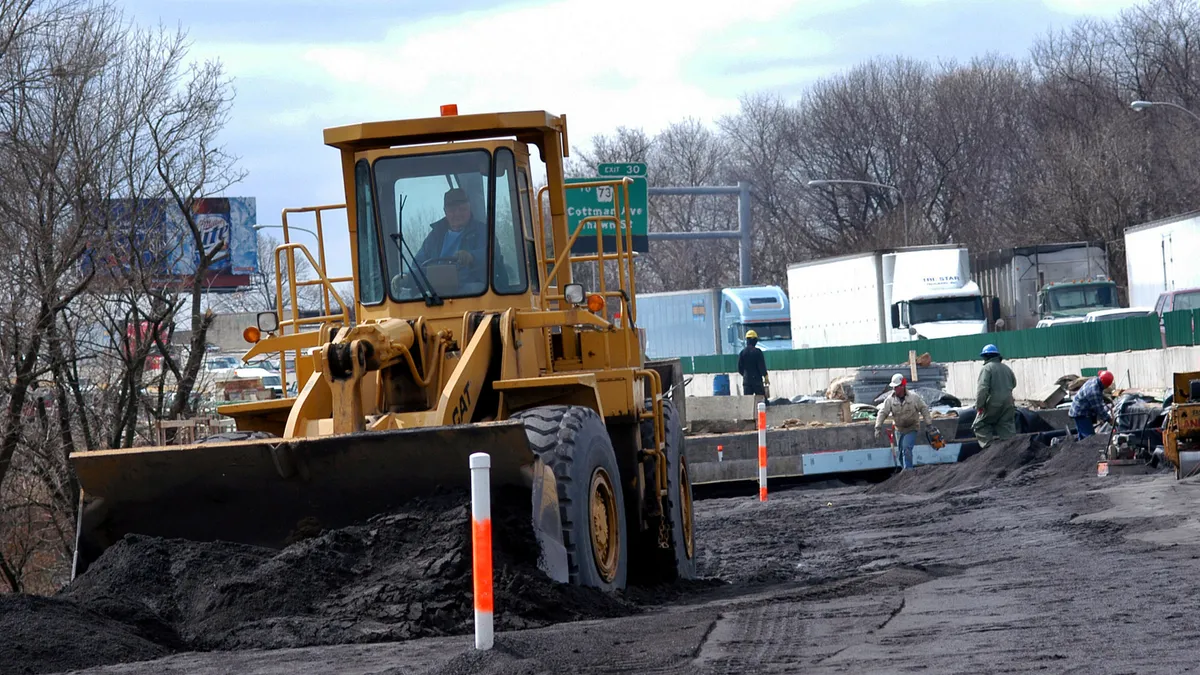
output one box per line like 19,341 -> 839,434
685,418 -> 960,484
685,396 -> 848,434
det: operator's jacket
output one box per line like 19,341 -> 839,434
413,216 -> 490,284
875,391 -> 932,435
974,356 -> 1017,428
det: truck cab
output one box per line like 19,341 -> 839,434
886,247 -> 988,340
1036,278 -> 1120,326
718,286 -> 792,353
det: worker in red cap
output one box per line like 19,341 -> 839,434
875,373 -> 932,470
1069,370 -> 1115,439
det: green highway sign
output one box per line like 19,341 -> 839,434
598,162 -> 647,177
565,175 -> 648,253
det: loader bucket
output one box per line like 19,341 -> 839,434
69,420 -> 568,583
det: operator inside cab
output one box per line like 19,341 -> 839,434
394,187 -> 488,295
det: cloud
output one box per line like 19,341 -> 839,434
125,0 -> 1131,282
1043,0 -> 1140,15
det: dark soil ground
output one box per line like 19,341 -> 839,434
5,432 -> 1198,674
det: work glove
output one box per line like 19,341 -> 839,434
455,250 -> 474,266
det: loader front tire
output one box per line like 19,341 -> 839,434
512,405 -> 628,592
638,399 -> 696,583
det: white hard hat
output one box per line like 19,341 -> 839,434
890,373 -> 906,388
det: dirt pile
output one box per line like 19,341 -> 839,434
57,489 -> 640,654
868,434 -> 1052,495
1043,435 -> 1109,476
0,594 -> 170,675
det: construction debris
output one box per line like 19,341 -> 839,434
825,375 -> 857,401
1027,384 -> 1067,409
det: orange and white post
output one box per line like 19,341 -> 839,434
469,452 -> 494,650
717,444 -> 724,462
757,402 -> 768,502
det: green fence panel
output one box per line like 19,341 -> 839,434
679,314 -> 1168,375
1164,309 -> 1198,347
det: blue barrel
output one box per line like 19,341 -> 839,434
713,374 -> 730,396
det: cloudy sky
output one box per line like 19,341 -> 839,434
123,0 -> 1141,281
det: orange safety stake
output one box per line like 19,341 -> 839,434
757,402 -> 767,502
717,444 -> 724,463
469,452 -> 493,650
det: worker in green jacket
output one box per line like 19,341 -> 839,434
972,344 -> 1017,448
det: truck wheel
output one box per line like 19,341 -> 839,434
638,399 -> 697,583
512,405 -> 628,591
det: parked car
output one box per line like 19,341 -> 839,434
1083,307 -> 1155,322
1036,316 -> 1086,328
1153,287 -> 1200,317
1152,287 -> 1200,346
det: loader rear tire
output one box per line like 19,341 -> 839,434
638,399 -> 696,583
512,405 -> 628,592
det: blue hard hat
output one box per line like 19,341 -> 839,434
980,344 -> 1000,357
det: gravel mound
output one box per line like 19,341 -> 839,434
867,434 -> 1052,495
1044,435 -> 1109,476
0,594 -> 169,674
57,489 -> 641,653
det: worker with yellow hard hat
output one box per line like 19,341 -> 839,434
737,328 -> 770,404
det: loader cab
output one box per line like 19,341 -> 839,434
351,140 -> 543,320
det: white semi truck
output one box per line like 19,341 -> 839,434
1124,211 -> 1200,308
635,285 -> 792,359
787,245 -> 988,349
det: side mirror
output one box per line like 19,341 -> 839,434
995,318 -> 1007,331
890,303 -> 901,329
990,297 -> 1001,320
257,311 -> 279,334
908,326 -> 918,336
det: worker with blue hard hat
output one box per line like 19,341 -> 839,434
972,343 -> 1017,448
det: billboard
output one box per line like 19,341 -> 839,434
83,197 -> 258,292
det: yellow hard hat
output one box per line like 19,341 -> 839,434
745,329 -> 758,339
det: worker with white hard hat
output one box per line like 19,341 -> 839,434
875,373 -> 932,471
737,329 -> 770,405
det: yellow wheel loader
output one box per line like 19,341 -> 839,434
1164,371 -> 1200,479
68,109 -> 696,591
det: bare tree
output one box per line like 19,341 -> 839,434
0,0 -> 242,591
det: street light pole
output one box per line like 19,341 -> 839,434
254,224 -> 318,239
807,178 -> 909,246
1130,99 -> 1200,125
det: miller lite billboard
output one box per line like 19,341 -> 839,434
83,197 -> 258,292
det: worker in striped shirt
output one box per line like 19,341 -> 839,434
1069,370 -> 1115,439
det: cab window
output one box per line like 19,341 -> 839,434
354,160 -> 385,305
492,148 -> 528,294
372,150 -> 492,302
517,168 -> 540,294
